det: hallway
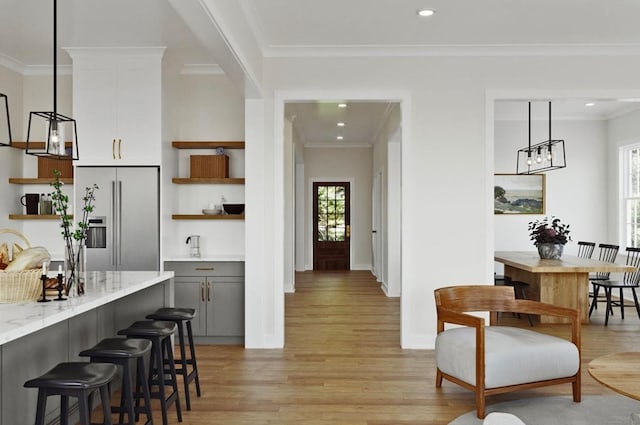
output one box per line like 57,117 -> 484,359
185,270 -> 440,424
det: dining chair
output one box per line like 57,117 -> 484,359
494,274 -> 533,326
577,241 -> 596,259
589,247 -> 640,326
589,244 -> 620,312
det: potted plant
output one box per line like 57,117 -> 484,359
528,216 -> 571,259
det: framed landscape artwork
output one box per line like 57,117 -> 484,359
494,174 -> 545,214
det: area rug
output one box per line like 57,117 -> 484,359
449,396 -> 640,425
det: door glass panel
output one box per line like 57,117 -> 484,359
317,184 -> 346,241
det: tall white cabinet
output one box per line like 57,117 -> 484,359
66,47 -> 165,166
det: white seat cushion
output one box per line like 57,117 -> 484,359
435,326 -> 579,388
483,412 -> 527,425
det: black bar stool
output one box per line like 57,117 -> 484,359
79,338 -> 154,425
24,362 -> 117,425
146,307 -> 201,410
118,320 -> 182,425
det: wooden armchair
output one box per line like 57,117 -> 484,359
434,285 -> 581,419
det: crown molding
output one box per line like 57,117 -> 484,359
23,65 -> 72,76
0,53 -> 26,74
180,64 -> 225,75
263,43 -> 640,58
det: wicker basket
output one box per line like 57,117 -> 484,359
0,229 -> 43,303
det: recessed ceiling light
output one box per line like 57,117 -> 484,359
338,103 -> 347,108
417,9 -> 435,17
337,136 -> 344,140
337,122 -> 345,127
585,102 -> 595,107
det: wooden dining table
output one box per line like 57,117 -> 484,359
494,251 -> 635,324
588,352 -> 640,400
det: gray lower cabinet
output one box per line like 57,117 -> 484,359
165,261 -> 244,344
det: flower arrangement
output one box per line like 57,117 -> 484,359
528,216 -> 571,245
50,169 -> 98,295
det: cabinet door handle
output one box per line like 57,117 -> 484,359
118,138 -> 122,159
207,281 -> 211,302
112,139 -> 116,159
200,281 -> 205,302
195,267 -> 215,271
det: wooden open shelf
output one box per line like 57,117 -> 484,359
11,141 -> 74,150
9,177 -> 73,184
172,141 -> 245,149
171,177 -> 245,185
9,214 -> 67,220
172,214 -> 245,220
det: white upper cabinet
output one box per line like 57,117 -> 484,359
66,48 -> 165,166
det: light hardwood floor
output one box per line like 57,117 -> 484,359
149,271 -> 640,424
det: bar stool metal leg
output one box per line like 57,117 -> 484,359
146,308 -> 201,410
186,320 -> 201,397
119,321 -> 182,425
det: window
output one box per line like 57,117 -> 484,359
316,184 -> 346,242
622,144 -> 640,248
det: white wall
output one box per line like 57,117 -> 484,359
303,146 -> 373,270
246,54 -> 640,348
0,66 -> 24,232
0,73 -> 73,259
164,72 -> 246,258
283,117 -> 295,292
372,104 -> 402,297
494,117 -> 610,274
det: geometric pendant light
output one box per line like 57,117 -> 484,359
516,101 -> 566,174
25,0 -> 78,160
0,93 -> 12,146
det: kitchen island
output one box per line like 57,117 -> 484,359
0,270 -> 174,425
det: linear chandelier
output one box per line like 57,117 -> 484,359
25,0 -> 78,160
516,101 -> 566,174
0,93 -> 11,147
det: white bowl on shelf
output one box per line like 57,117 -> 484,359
202,209 -> 221,215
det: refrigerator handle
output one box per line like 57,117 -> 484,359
117,180 -> 122,266
111,180 -> 116,266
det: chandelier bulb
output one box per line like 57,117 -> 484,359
535,147 -> 543,163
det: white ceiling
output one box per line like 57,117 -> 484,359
243,0 -> 640,52
2,0 -> 640,145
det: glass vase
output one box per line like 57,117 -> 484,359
65,244 -> 86,296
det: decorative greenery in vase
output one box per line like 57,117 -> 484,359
528,216 -> 571,246
50,169 -> 98,295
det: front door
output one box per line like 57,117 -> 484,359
313,182 -> 350,270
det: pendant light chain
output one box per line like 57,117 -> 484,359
53,0 -> 57,119
25,0 -> 79,160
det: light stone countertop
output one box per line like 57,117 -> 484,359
0,270 -> 174,346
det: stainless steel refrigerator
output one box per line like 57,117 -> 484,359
75,166 -> 160,271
